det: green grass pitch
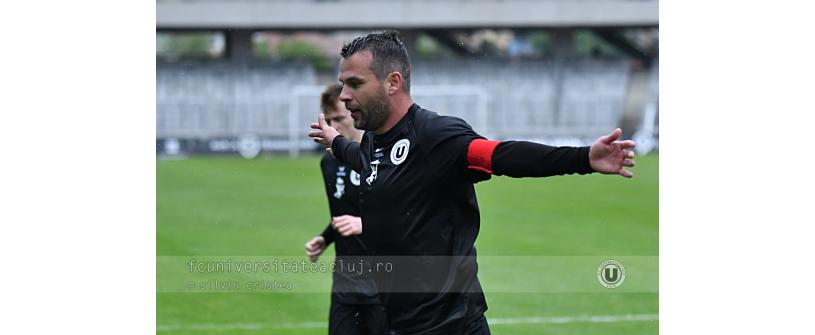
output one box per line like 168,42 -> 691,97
157,154 -> 658,334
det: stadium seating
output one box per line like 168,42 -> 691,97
157,62 -> 318,139
157,59 -> 633,151
411,59 -> 630,139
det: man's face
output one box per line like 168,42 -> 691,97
338,51 -> 390,132
323,100 -> 358,140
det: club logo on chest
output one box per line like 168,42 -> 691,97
390,139 -> 410,165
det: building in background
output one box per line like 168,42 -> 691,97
156,0 -> 659,158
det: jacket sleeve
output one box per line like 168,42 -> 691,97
467,139 -> 595,177
319,221 -> 335,246
331,135 -> 362,173
318,156 -> 338,246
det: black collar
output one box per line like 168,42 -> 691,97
373,103 -> 420,147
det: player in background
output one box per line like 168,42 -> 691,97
304,84 -> 385,335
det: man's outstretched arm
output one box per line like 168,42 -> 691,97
330,137 -> 361,172
468,128 -> 636,178
308,114 -> 362,172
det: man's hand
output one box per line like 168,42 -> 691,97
304,236 -> 326,263
589,128 -> 637,178
332,215 -> 363,237
308,114 -> 340,148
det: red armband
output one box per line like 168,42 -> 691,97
466,139 -> 501,174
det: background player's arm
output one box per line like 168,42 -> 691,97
305,235 -> 327,263
303,220 -> 337,263
320,222 -> 336,245
304,216 -> 363,262
331,215 -> 363,237
304,155 -> 341,262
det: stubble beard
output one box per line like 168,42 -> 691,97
354,86 -> 390,132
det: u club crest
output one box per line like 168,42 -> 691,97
390,139 -> 410,165
366,139 -> 410,186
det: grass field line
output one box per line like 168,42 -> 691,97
489,313 -> 659,325
156,313 -> 658,331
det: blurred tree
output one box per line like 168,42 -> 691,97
275,40 -> 331,71
527,31 -> 552,57
574,30 -> 622,58
253,38 -> 272,59
156,32 -> 221,61
415,33 -> 456,59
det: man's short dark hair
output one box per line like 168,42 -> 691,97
320,84 -> 343,113
341,30 -> 411,93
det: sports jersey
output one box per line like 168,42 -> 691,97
331,103 -> 594,334
319,153 -> 379,305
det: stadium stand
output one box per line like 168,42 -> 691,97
157,59 -> 633,153
412,59 -> 630,139
157,62 -> 317,140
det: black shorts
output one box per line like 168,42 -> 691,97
329,298 -> 387,335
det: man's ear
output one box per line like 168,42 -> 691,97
386,72 -> 403,95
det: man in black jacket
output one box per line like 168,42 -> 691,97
305,84 -> 385,334
309,31 -> 636,335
